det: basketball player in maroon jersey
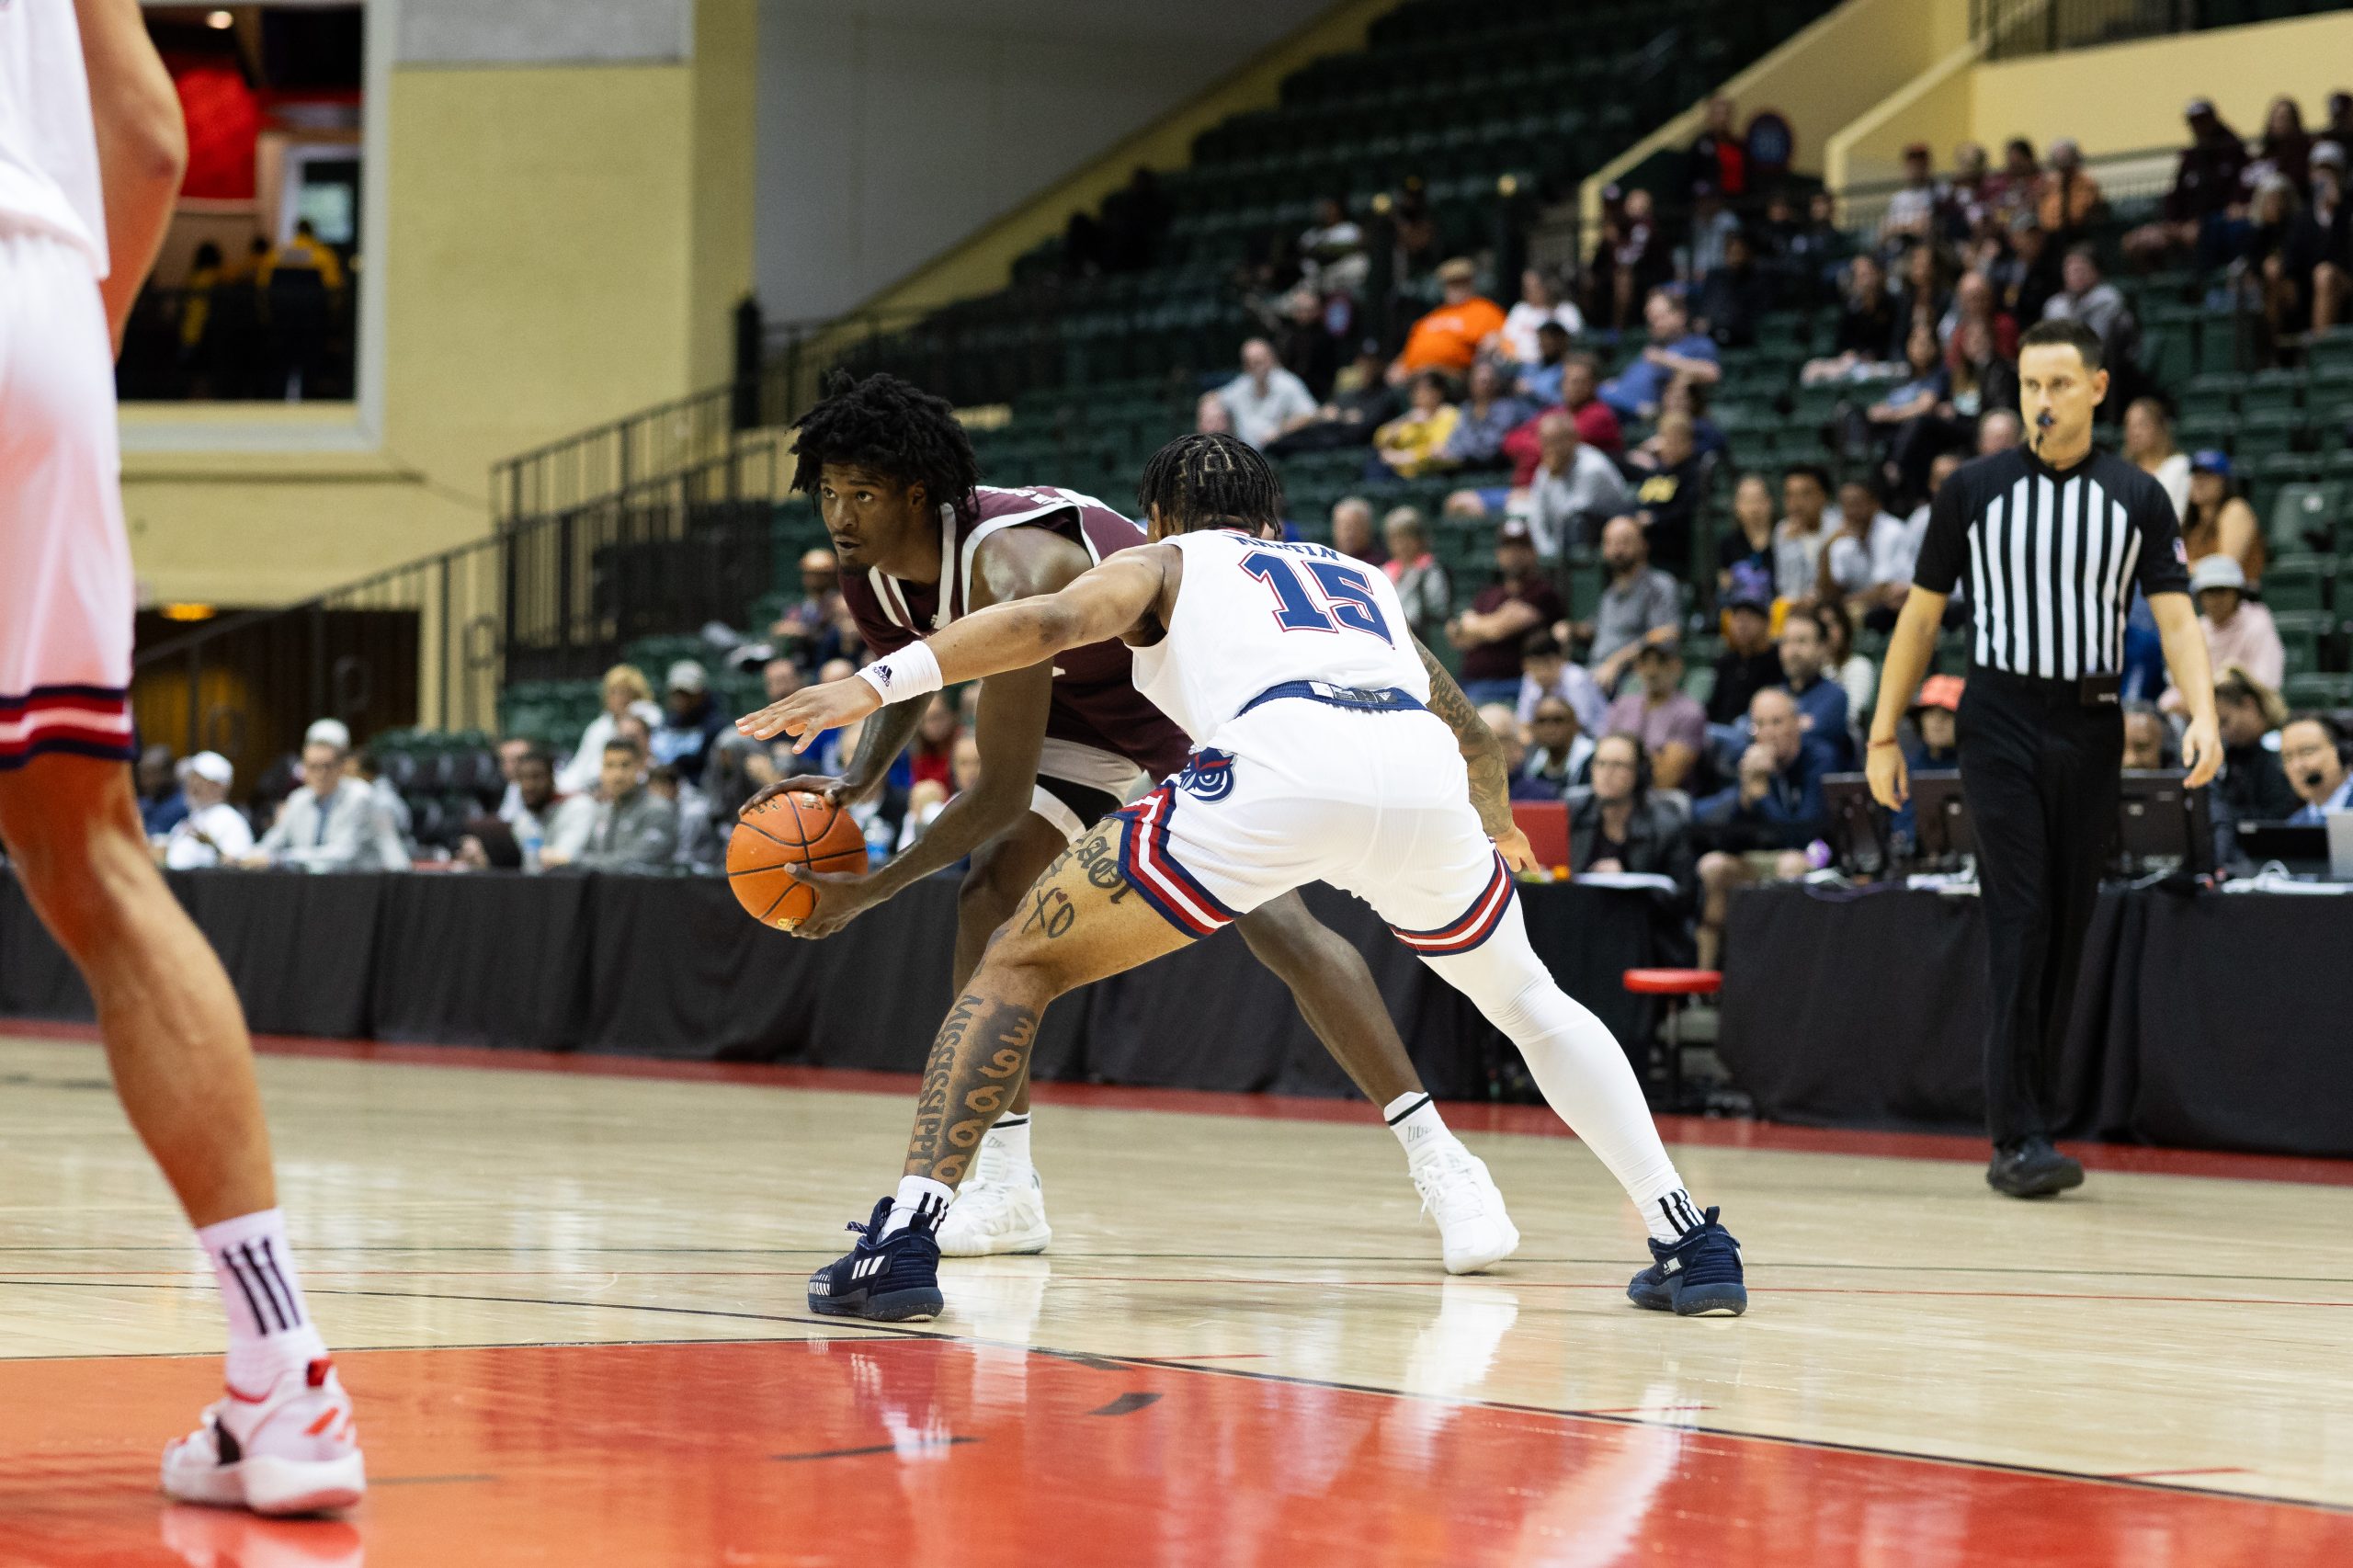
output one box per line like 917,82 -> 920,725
744,373 -> 1517,1271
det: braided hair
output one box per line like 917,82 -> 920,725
790,371 -> 980,519
1136,433 -> 1285,535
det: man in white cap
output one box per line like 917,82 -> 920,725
243,721 -> 379,870
2163,554 -> 2281,713
652,658 -> 727,785
159,753 -> 254,869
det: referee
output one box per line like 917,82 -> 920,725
1868,318 -> 2219,1198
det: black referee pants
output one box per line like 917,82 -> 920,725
1956,669 -> 2121,1149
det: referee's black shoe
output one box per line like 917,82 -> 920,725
1986,1137 -> 2086,1199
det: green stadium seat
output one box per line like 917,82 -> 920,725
2272,610 -> 2334,677
2286,672 -> 2353,709
2261,554 -> 2332,614
2269,483 -> 2342,554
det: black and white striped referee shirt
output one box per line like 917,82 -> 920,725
1912,447 -> 2190,680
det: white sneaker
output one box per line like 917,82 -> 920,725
1412,1142 -> 1519,1275
161,1358 -> 366,1517
936,1138 -> 1052,1256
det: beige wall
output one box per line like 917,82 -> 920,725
1583,0 -> 1972,222
124,0 -> 759,612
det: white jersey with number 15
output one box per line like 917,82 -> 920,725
1130,528 -> 1431,744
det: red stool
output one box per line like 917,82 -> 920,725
1623,968 -> 1722,1109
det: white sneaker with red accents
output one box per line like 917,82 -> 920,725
162,1358 -> 367,1516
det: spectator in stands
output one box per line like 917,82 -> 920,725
1692,231 -> 1770,349
1947,318 -> 2019,441
1592,186 -> 1669,331
2163,557 -> 2284,713
1597,289 -> 1719,419
1603,641 -> 1707,791
1381,506 -> 1451,650
2281,714 -> 2353,824
258,220 -> 345,400
1989,213 -> 2061,329
761,656 -> 804,709
1298,196 -> 1367,297
1449,519 -> 1566,706
1780,188 -> 1855,308
2126,98 -> 2250,270
546,736 -> 678,871
2182,451 -> 2265,586
2325,90 -> 2353,154
2212,665 -> 2301,824
1438,358 -> 1531,471
1267,344 -> 1400,455
1372,371 -> 1459,477
1688,95 -> 1747,201
1978,407 -> 2022,455
1398,258 -> 1505,375
1908,675 -> 1964,775
243,730 -> 379,870
1719,472 -> 1779,605
1516,631 -> 1608,739
1329,496 -> 1389,568
1219,338 -> 1319,450
1500,267 -> 1583,363
2119,397 -> 2192,525
652,660 -> 727,786
2247,96 -> 2313,198
503,745 -> 578,871
2040,244 -> 2136,372
1890,243 -> 1952,361
1195,392 -> 1233,436
158,752 -> 253,870
645,763 -> 715,871
1706,592 -> 1784,727
1583,516 -> 1680,695
1514,320 -> 1575,406
1818,599 -> 1876,744
1569,732 -> 1698,903
1775,606 -> 1854,770
1819,473 -> 1904,605
347,749 -> 413,869
1939,267 -> 2014,359
1985,137 -> 2042,227
1525,408 -> 1631,560
1947,142 -> 1993,237
2298,143 -> 2350,335
1501,353 -> 1623,486
1880,143 -> 1943,255
1694,687 -> 1826,966
1773,463 -> 1835,603
1857,324 -> 1956,505
1389,177 -> 1440,279
1521,697 -> 1591,797
1875,450 -> 1964,629
561,664 -> 660,796
1802,254 -> 1898,382
2037,139 -> 2104,238
904,695 -> 962,795
136,744 -> 188,836
1272,285 -> 1345,402
492,735 -> 533,821
1474,705 -> 1554,802
770,548 -> 858,671
1626,410 -> 1706,580
2123,700 -> 2170,771
1688,180 -> 1743,283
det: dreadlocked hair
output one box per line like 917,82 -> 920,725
1135,433 -> 1285,534
790,370 -> 980,519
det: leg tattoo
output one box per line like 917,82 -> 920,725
906,995 -> 1040,1187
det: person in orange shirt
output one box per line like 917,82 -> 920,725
1397,257 -> 1505,374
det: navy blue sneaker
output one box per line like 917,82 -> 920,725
808,1198 -> 945,1322
1626,1207 -> 1747,1317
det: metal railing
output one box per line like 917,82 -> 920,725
1969,0 -> 2194,59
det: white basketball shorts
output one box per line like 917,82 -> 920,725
1108,689 -> 1517,956
0,228 -> 135,772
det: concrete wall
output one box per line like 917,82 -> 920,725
123,0 -> 757,615
754,0 -> 1363,323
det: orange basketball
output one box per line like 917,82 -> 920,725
727,791 -> 869,930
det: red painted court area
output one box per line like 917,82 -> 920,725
6,1338 -> 2347,1567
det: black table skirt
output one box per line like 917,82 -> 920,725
0,869 -> 1657,1104
1718,884 -> 2353,1159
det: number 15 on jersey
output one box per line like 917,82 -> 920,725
1239,551 -> 1393,643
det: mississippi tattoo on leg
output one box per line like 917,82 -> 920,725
907,996 -> 1039,1186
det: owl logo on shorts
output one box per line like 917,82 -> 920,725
1176,748 -> 1236,801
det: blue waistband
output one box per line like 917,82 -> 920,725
1236,680 -> 1427,719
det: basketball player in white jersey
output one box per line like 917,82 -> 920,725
0,0 -> 364,1512
746,434 -> 1747,1324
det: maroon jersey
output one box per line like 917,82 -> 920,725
842,485 -> 1191,778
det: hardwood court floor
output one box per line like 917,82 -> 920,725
0,1025 -> 2348,1566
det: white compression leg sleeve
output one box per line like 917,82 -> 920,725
1420,900 -> 1692,1226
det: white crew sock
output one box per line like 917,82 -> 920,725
1419,902 -> 1711,1248
198,1209 -> 328,1391
1382,1091 -> 1454,1164
880,1175 -> 954,1237
983,1113 -> 1033,1171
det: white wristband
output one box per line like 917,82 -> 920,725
857,642 -> 944,703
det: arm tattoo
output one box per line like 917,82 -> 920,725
1414,637 -> 1516,839
905,994 -> 1038,1186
